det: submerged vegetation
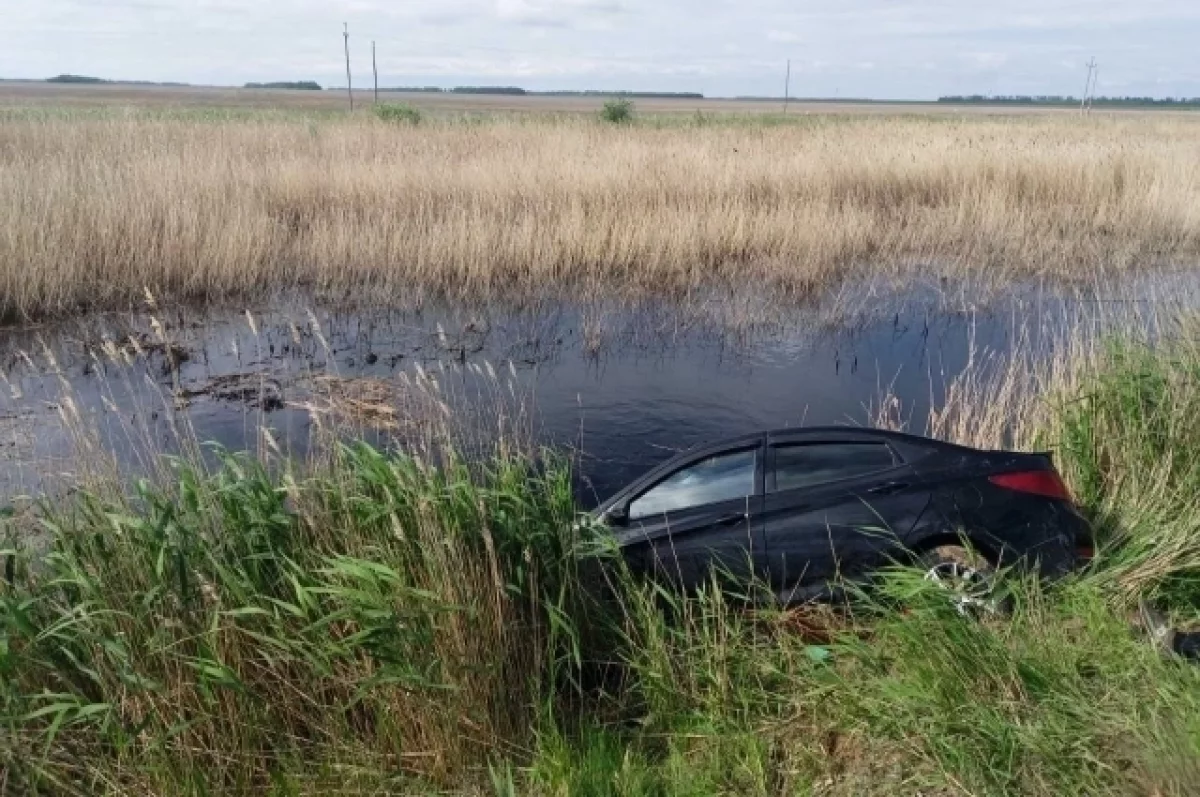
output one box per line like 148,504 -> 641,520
3,312 -> 1200,795
2,112 -> 1200,318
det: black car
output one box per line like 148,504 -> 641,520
593,427 -> 1092,603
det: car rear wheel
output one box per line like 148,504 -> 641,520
919,544 -> 1002,616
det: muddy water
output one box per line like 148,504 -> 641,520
0,280 -> 1183,506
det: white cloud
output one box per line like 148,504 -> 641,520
2,0 -> 1199,98
495,0 -> 624,27
967,52 -> 1010,69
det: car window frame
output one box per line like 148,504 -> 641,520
626,443 -> 764,520
766,440 -> 902,494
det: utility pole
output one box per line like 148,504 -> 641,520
343,22 -> 353,112
1080,57 -> 1096,115
372,40 -> 379,104
1088,66 -> 1099,113
783,59 -> 791,115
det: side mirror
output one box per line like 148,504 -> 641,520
606,505 -> 630,526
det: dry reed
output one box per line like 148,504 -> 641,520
2,113 -> 1200,319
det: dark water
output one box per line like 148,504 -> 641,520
0,280 -> 1181,506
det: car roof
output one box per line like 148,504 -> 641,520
688,426 -> 970,451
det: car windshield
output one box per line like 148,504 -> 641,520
630,449 -> 755,519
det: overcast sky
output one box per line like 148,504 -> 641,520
3,0 -> 1199,99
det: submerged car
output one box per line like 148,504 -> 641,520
593,427 -> 1092,603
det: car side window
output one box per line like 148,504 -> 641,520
629,449 -> 757,520
771,442 -> 898,493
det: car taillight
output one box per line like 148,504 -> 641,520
988,470 -> 1073,502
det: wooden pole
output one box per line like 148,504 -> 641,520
783,59 -> 791,114
372,40 -> 379,104
343,23 -> 353,112
1080,58 -> 1095,115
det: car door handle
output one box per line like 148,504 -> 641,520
715,513 -> 748,526
867,482 -> 910,496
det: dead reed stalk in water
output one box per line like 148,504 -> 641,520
2,113 -> 1200,318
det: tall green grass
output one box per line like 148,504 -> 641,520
527,574 -> 1199,796
1052,333 -> 1200,607
1,444 -> 594,793
372,103 -> 423,125
4,322 -> 1200,795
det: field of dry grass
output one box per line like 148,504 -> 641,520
2,108 -> 1200,319
0,80 -> 1111,115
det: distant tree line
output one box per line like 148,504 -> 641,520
735,95 -> 874,103
380,86 -> 526,95
40,75 -> 702,99
380,86 -> 444,93
452,86 -> 527,95
47,74 -> 109,84
46,74 -> 189,87
940,94 -> 1200,108
537,90 -> 704,99
379,86 -> 704,99
245,81 -> 322,91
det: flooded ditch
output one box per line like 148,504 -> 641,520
0,276 -> 1192,506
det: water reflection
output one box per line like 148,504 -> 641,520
0,278 -> 1190,506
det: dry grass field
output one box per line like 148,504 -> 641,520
2,94 -> 1200,319
0,80 -> 1112,116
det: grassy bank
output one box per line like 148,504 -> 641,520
2,112 -> 1200,319
2,445 -> 592,793
4,317 -> 1200,794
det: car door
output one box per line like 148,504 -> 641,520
762,433 -> 931,599
613,441 -> 766,591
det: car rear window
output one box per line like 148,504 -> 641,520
771,442 -> 898,492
